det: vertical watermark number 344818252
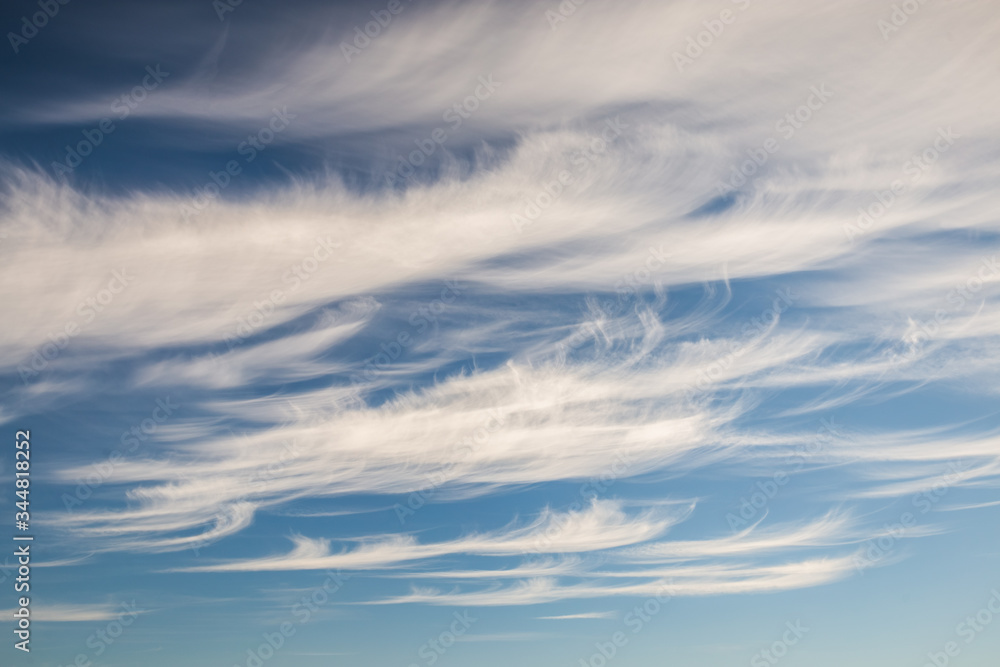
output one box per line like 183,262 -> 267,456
13,430 -> 33,653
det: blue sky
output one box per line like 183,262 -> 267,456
2,0 -> 1000,665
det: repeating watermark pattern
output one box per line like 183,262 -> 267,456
683,288 -> 797,400
61,398 -> 179,512
854,460 -> 970,573
51,66 -> 170,176
545,0 -> 588,30
877,0 -> 930,40
945,256 -> 1000,311
54,601 -> 142,665
407,610 -> 477,666
920,588 -> 1000,667
844,126 -> 960,241
904,256 -> 999,351
885,254 -> 998,370
191,434 -> 300,556
529,448 -> 634,554
749,620 -> 809,667
340,0 -> 415,62
385,75 -> 501,186
725,417 -> 841,531
232,570 -> 350,667
510,116 -> 628,233
207,236 -> 341,359
7,0 -> 71,53
673,0 -> 753,72
613,246 -> 672,299
577,582 -> 674,667
213,0 -> 244,21
244,438 -> 301,494
17,269 -> 135,384
716,84 -> 833,196
348,279 -> 464,388
394,408 -> 506,524
179,107 -> 295,218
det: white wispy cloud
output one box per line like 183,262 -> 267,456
173,500 -> 682,571
4,0 -> 999,610
0,602 -> 143,622
537,611 -> 617,620
370,553 -> 859,606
